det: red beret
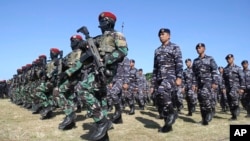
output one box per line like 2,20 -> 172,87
26,64 -> 32,67
70,34 -> 83,41
22,66 -> 26,70
50,48 -> 60,54
99,12 -> 116,22
39,55 -> 47,59
17,68 -> 22,71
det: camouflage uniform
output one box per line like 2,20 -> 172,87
109,56 -> 130,120
241,60 -> 250,117
152,28 -> 183,133
217,67 -> 229,112
35,48 -> 62,119
183,60 -> 197,116
192,47 -> 219,125
127,60 -> 138,113
56,35 -> 84,130
222,54 -> 245,120
76,11 -> 128,141
136,69 -> 147,110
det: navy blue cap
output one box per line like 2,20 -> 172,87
225,54 -> 234,60
158,28 -> 170,36
241,60 -> 248,65
185,58 -> 191,63
196,43 -> 205,49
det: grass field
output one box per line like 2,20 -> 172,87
0,99 -> 249,141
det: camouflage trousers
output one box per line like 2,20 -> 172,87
75,72 -> 108,122
197,83 -> 213,112
109,79 -> 123,104
225,86 -> 240,110
35,82 -> 54,108
56,80 -> 77,116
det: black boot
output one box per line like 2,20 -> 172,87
75,104 -> 82,113
229,106 -> 239,121
32,103 -> 42,114
111,104 -> 123,124
128,104 -> 135,115
245,107 -> 250,118
201,110 -> 209,125
186,104 -> 192,116
158,112 -> 176,133
89,117 -> 110,141
40,106 -> 53,120
58,112 -> 76,130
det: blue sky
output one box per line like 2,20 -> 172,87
0,0 -> 250,80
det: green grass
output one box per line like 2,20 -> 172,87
0,99 -> 249,141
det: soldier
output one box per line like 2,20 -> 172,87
192,43 -> 219,125
126,59 -> 138,114
136,68 -> 147,110
0,80 -> 6,98
241,60 -> 250,118
106,82 -> 113,112
150,28 -> 183,133
217,66 -> 229,112
222,54 -> 245,120
56,34 -> 84,130
74,11 -> 128,140
183,58 -> 197,116
35,48 -> 62,119
109,56 -> 130,123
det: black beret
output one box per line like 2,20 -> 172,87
225,54 -> 234,60
138,68 -> 143,71
158,28 -> 170,36
196,43 -> 205,49
130,59 -> 135,63
241,60 -> 248,65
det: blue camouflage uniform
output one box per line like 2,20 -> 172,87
192,54 -> 218,124
152,41 -> 183,132
222,55 -> 245,120
183,64 -> 197,115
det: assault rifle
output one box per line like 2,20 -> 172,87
77,26 -> 106,83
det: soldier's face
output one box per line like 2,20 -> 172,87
242,63 -> 248,69
226,57 -> 234,64
196,46 -> 205,54
185,61 -> 192,67
159,32 -> 170,43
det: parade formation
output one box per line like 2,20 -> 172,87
1,11 -> 250,141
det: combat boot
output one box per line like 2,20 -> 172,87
201,110 -> 209,125
40,106 -> 53,120
128,104 -> 135,115
32,103 -> 42,114
158,113 -> 176,133
111,104 -> 123,124
88,117 -> 110,141
58,112 -> 76,130
245,107 -> 250,118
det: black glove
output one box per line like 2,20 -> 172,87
59,72 -> 68,81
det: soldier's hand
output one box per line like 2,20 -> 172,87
192,85 -> 197,92
150,88 -> 154,94
122,83 -> 128,89
211,84 -> 218,90
175,78 -> 182,86
222,89 -> 226,94
238,89 -> 244,94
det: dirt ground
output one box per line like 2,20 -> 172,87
0,98 -> 249,141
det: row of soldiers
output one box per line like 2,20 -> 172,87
5,11 -> 161,141
0,80 -> 9,98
